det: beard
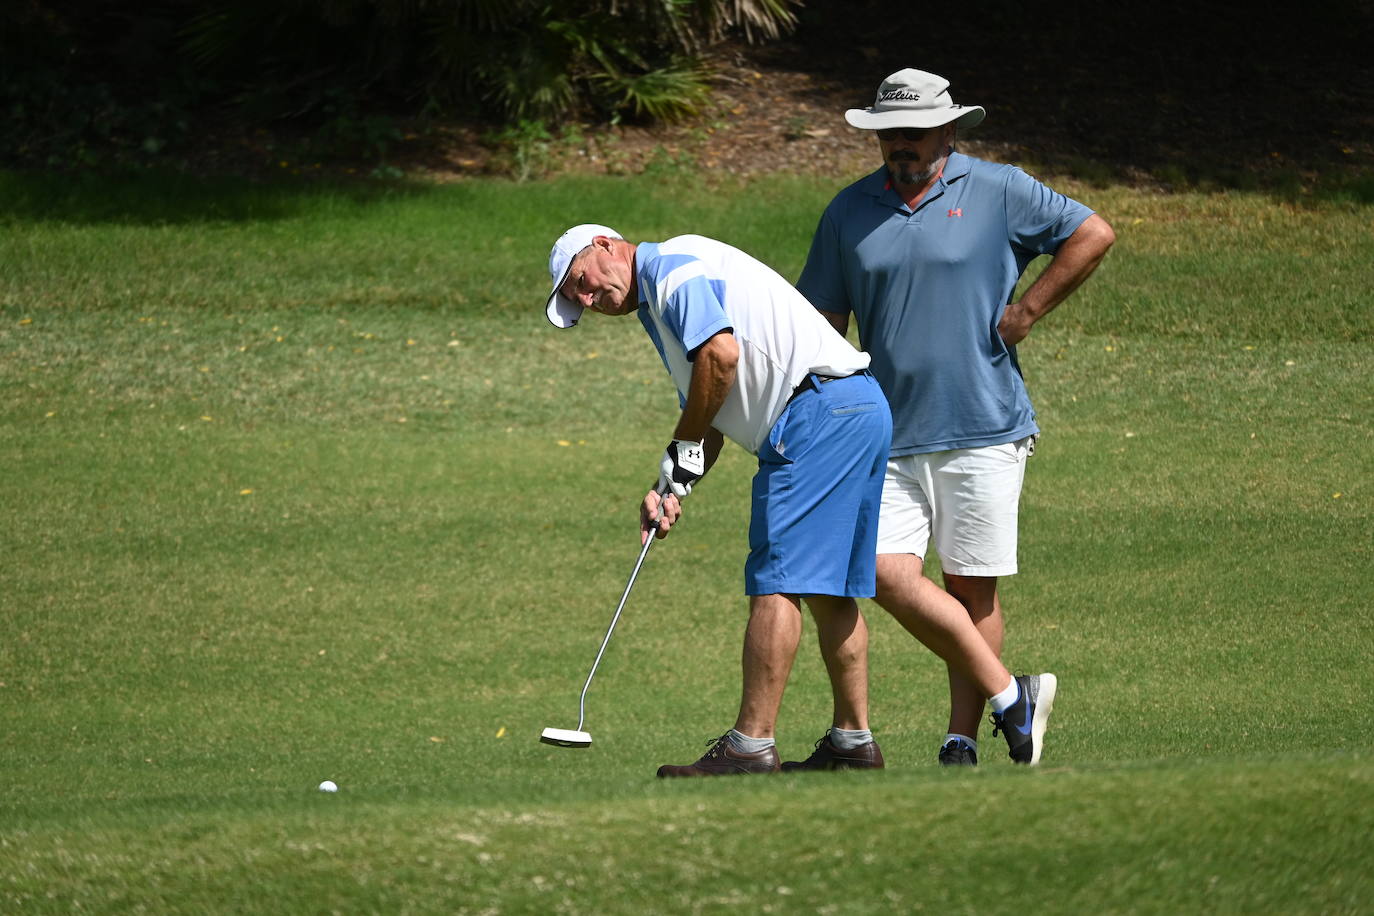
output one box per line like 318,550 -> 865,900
889,153 -> 937,188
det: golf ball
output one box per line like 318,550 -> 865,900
318,780 -> 338,793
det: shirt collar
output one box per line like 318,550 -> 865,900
863,151 -> 974,205
635,241 -> 657,307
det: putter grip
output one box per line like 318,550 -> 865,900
649,481 -> 671,532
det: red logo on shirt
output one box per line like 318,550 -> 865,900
948,208 -> 963,218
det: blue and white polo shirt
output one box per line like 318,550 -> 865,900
635,235 -> 870,455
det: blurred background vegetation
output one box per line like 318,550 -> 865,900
2,0 -> 1370,191
1,0 -> 799,170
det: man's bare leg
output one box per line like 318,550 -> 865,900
804,595 -> 868,731
733,593 -> 803,739
874,554 -> 1010,698
942,573 -> 1004,740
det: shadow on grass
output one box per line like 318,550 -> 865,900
3,154 -> 1369,235
0,169 -> 448,226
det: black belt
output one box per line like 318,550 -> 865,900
787,371 -> 861,405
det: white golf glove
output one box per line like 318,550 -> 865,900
658,438 -> 705,498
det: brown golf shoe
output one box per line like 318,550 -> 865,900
780,732 -> 885,772
656,734 -> 781,778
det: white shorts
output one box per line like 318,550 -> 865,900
875,436 -> 1034,577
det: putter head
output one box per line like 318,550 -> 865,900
540,727 -> 592,748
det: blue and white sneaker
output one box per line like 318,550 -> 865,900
990,673 -> 1057,765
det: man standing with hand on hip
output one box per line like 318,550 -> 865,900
798,68 -> 1115,766
545,224 -> 892,777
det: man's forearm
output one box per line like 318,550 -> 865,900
1000,214 -> 1115,345
673,330 -> 738,443
1019,214 -> 1116,321
702,428 -> 725,472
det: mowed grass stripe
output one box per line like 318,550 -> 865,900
3,755 -> 1370,913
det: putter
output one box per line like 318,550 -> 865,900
541,486 -> 671,748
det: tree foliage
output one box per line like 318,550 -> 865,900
0,0 -> 800,168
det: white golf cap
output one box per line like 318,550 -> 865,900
845,68 -> 985,131
545,223 -> 623,329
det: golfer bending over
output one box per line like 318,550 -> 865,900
545,225 -> 891,777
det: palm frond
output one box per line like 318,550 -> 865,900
590,57 -> 711,122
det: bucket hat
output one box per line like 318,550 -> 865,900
845,68 -> 985,131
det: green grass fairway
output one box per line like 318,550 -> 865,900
2,171 -> 1372,913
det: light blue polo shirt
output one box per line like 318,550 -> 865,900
797,152 -> 1093,456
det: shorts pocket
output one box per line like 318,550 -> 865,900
830,402 -> 878,417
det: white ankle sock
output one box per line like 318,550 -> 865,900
989,676 -> 1019,714
828,727 -> 872,750
727,729 -> 774,753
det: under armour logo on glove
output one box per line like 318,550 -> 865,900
658,439 -> 705,498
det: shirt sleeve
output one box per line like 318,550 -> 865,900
796,208 -> 851,316
657,262 -> 732,360
1003,167 -> 1094,256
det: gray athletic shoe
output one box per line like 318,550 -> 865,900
990,673 -> 1057,765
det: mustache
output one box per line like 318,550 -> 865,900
890,151 -> 919,161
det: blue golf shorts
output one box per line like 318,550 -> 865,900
744,372 -> 892,597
